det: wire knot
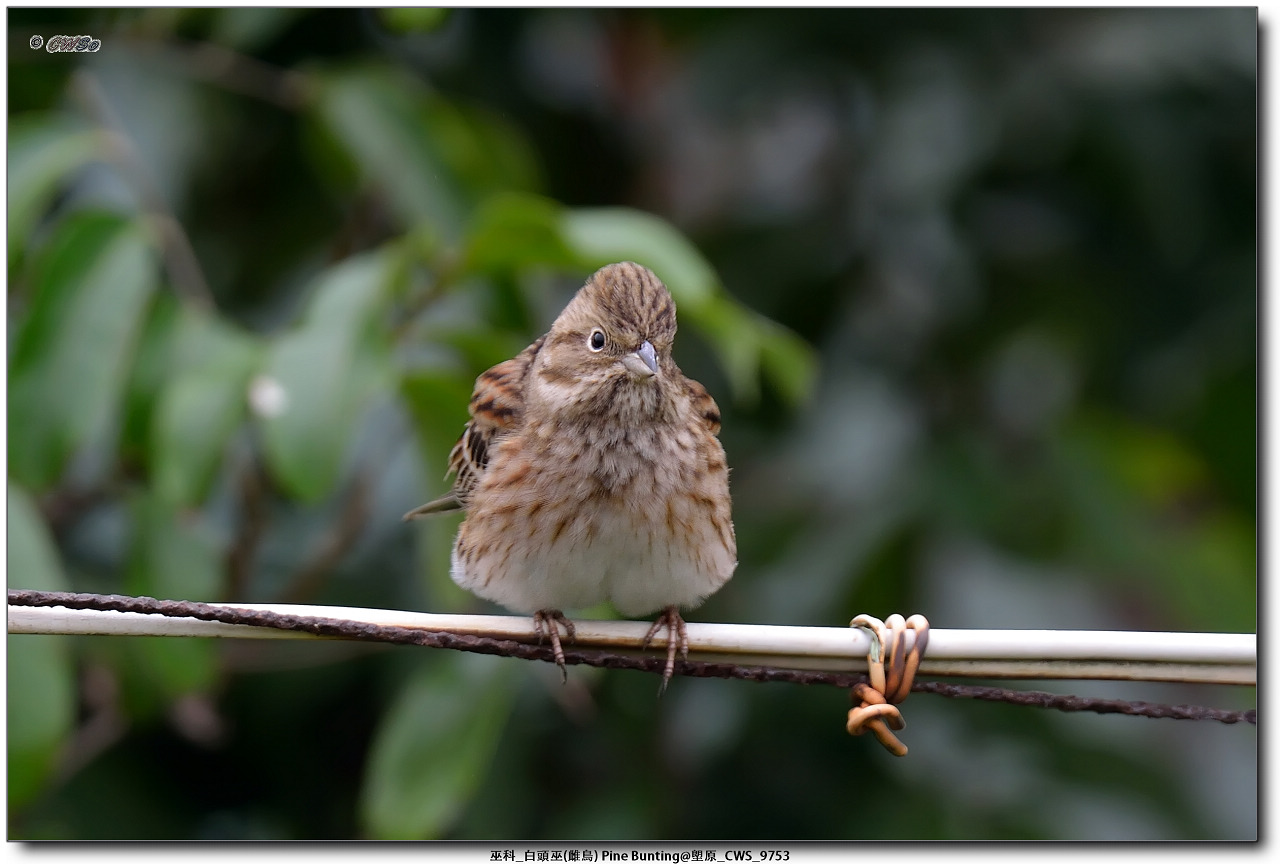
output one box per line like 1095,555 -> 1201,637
846,613 -> 930,756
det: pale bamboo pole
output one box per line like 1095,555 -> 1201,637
6,601 -> 1256,686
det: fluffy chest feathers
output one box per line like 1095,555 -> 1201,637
524,409 -> 697,498
451,379 -> 734,618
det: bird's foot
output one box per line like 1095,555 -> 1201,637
642,605 -> 688,695
533,610 -> 576,682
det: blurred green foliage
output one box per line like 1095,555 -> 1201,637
6,8 -> 1255,841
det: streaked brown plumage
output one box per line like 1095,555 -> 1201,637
405,262 -> 736,690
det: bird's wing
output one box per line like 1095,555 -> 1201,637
684,377 -> 723,436
403,337 -> 544,520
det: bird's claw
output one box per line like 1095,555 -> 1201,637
534,610 -> 576,683
643,605 -> 688,695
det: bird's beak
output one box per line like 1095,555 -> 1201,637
621,340 -> 659,378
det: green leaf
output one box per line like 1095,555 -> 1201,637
754,312 -> 818,407
113,491 -> 222,707
7,483 -> 76,809
121,294 -> 182,470
400,370 -> 473,470
7,112 -> 99,268
118,637 -> 219,707
443,105 -> 541,200
464,193 -> 574,274
399,369 -> 475,609
1055,417 -> 1257,631
360,654 -> 514,839
260,330 -> 369,501
379,7 -> 451,34
6,482 -> 67,593
7,634 -> 77,809
1163,512 -> 1255,632
313,68 -> 466,235
8,212 -> 158,490
125,491 -> 222,603
561,207 -> 719,311
260,252 -> 394,502
305,256 -> 391,329
692,296 -> 764,406
686,295 -> 816,409
152,310 -> 263,505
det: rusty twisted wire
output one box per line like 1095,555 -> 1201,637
7,590 -> 1256,727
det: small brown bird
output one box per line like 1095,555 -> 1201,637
405,262 -> 737,690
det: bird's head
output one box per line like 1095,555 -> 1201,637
530,262 -> 680,422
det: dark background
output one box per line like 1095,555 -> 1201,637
7,8 -> 1256,840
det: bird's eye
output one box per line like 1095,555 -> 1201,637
588,329 -> 606,352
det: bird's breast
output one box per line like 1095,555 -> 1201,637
538,420 -> 684,495
456,415 -> 734,616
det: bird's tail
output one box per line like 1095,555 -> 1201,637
402,494 -> 462,520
